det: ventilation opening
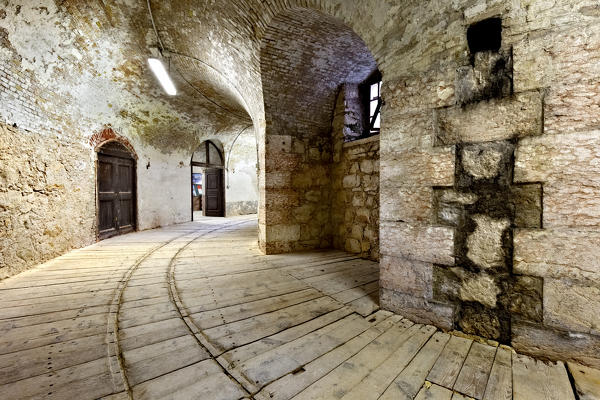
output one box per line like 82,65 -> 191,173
467,17 -> 502,54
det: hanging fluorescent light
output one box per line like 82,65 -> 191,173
148,58 -> 177,96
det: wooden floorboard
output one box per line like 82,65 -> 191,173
0,216 -> 591,399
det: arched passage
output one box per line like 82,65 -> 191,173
260,7 -> 380,256
191,140 -> 225,219
96,140 -> 137,240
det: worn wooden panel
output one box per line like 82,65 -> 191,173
427,335 -> 473,389
453,342 -> 497,399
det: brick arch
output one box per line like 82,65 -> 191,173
256,2 -> 382,65
89,126 -> 138,160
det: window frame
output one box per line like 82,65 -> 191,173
360,70 -> 382,137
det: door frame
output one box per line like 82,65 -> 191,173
95,139 -> 138,241
190,163 -> 225,219
190,140 -> 226,220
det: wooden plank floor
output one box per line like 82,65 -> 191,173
0,216 -> 597,400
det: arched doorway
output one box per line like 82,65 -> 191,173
96,141 -> 137,240
191,140 -> 225,219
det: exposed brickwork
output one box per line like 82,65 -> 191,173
89,127 -> 138,160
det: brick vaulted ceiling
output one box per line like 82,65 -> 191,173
261,7 -> 377,137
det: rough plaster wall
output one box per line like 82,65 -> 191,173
225,128 -> 259,216
137,147 -> 192,230
331,88 -> 379,261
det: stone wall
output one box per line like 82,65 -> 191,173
0,122 -> 95,278
262,133 -> 332,253
376,0 -> 600,368
224,127 -> 259,216
331,87 -> 379,261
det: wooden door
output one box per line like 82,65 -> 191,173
97,143 -> 136,240
203,168 -> 224,217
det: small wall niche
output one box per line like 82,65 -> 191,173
467,17 -> 502,55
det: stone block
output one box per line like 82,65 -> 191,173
459,273 -> 501,309
264,240 -> 295,255
351,194 -> 365,207
513,23 -> 600,93
384,69 -> 457,113
345,238 -> 361,254
514,129 -> 600,183
457,141 -> 514,188
510,276 -> 543,323
292,204 -> 313,223
515,131 -> 600,227
361,240 -> 371,253
266,224 -> 301,242
359,159 -> 374,174
544,79 -> 600,136
380,255 -> 433,299
543,182 -> 600,228
381,185 -> 434,224
466,215 -> 510,270
304,190 -> 320,202
380,287 -> 455,330
433,189 -> 478,227
355,208 -> 370,224
435,91 -> 543,145
380,147 -> 455,187
514,228 -> 600,282
380,221 -> 455,265
544,279 -> 600,335
511,320 -> 600,369
455,50 -> 512,105
511,184 -> 542,228
461,144 -> 504,179
459,303 -> 504,341
381,110 -> 435,151
363,227 -> 377,242
342,174 -> 360,188
432,266 -> 461,303
350,224 -> 363,240
361,175 -> 378,191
